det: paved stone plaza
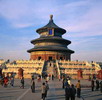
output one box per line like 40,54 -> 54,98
0,79 -> 102,100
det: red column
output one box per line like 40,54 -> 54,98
18,68 -> 24,78
77,69 -> 83,79
98,70 -> 102,80
100,70 -> 102,80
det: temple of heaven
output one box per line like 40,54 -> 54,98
27,15 -> 74,61
1,16 -> 101,79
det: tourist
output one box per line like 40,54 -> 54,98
96,79 -> 99,91
70,84 -> 76,100
91,79 -> 95,91
49,74 -> 51,80
31,77 -> 35,93
20,77 -> 24,89
52,75 -> 54,80
46,76 -> 49,82
93,74 -> 96,80
88,75 -> 91,81
41,82 -> 46,100
62,78 -> 65,88
100,80 -> 102,93
4,76 -> 9,87
31,75 -> 34,80
62,78 -> 65,89
58,75 -> 61,81
1,76 -> 4,86
65,84 -> 71,100
76,80 -> 81,98
37,75 -> 41,82
65,79 -> 69,88
0,75 -> 2,85
45,81 -> 49,97
68,79 -> 71,86
10,76 -> 14,87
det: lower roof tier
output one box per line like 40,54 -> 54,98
27,46 -> 74,53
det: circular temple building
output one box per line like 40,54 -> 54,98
27,15 -> 74,61
1,16 -> 101,79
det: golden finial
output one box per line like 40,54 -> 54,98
50,15 -> 53,20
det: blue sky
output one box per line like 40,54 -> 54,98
0,0 -> 102,62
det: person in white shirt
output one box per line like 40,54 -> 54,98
68,79 -> 71,86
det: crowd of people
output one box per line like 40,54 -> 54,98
0,75 -> 14,87
91,79 -> 102,92
62,76 -> 102,100
0,74 -> 50,100
62,77 -> 81,100
0,74 -> 25,89
0,74 -> 102,100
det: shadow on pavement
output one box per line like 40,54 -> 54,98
47,95 -> 65,100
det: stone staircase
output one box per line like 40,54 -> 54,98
42,60 -> 59,78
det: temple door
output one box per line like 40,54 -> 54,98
18,68 -> 24,78
77,69 -> 83,79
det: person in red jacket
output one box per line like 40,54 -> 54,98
4,77 -> 8,87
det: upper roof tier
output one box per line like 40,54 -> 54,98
36,15 -> 66,35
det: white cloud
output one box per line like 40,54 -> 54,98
72,51 -> 102,62
0,0 -> 40,28
0,50 -> 30,61
0,0 -> 91,28
0,36 -> 33,61
13,23 -> 34,28
0,0 -> 28,19
0,0 -> 102,61
61,2 -> 102,37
